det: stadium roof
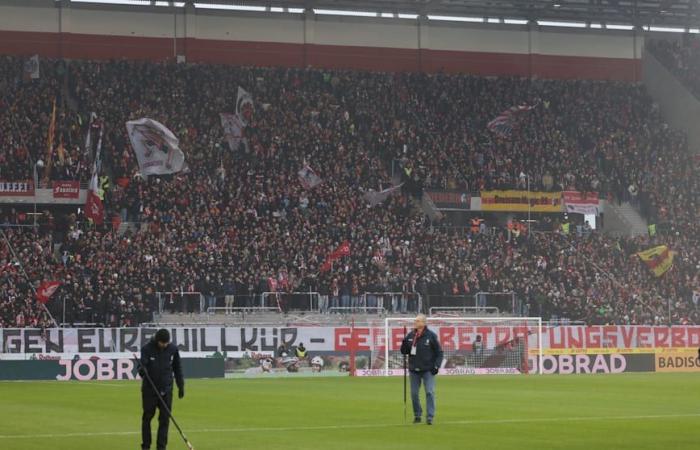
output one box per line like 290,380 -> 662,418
66,1 -> 700,31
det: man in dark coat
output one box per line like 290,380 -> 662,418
140,329 -> 184,450
401,314 -> 443,425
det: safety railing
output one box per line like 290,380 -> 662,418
205,306 -> 280,315
261,291 -> 320,312
475,291 -> 518,315
58,322 -> 106,328
158,291 -> 422,316
327,307 -> 386,314
321,292 -> 422,314
157,291 -> 204,314
429,306 -> 500,316
424,295 -> 474,311
425,292 -> 520,316
361,292 -> 422,314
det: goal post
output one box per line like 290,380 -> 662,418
375,316 -> 543,376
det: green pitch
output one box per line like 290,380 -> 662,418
0,373 -> 698,450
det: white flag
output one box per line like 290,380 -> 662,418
236,87 -> 254,126
24,54 -> 39,79
126,118 -> 186,176
220,112 -> 247,152
362,184 -> 403,207
298,165 -> 322,190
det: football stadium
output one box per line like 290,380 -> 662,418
1,1 -> 700,449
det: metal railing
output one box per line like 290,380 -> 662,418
33,180 -> 88,189
157,291 -> 204,314
360,292 -> 422,314
58,322 -> 105,328
429,306 -> 500,316
425,292 -> 521,316
205,306 -> 280,315
327,307 -> 386,314
545,319 -> 587,326
261,291 -> 320,312
155,291 -> 422,316
425,295 -> 473,310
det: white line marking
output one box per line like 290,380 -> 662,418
0,413 -> 698,439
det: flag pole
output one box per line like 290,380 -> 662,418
0,228 -> 58,327
403,325 -> 408,423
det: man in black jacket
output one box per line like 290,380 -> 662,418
140,329 -> 184,450
401,314 -> 443,425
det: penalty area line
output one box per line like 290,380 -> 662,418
1,413 -> 699,439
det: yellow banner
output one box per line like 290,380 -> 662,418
481,190 -> 562,212
655,349 -> 700,372
637,245 -> 674,277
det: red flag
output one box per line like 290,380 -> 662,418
36,281 -> 61,304
320,241 -> 351,272
111,214 -> 122,233
85,171 -> 103,225
85,122 -> 104,225
320,260 -> 332,273
330,241 -> 351,259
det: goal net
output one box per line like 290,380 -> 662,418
365,317 -> 542,376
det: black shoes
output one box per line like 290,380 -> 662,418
427,418 -> 433,425
413,417 -> 421,424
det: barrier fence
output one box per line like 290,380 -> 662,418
2,326 -> 700,379
425,292 -> 519,315
159,291 -> 423,315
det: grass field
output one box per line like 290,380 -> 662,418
0,373 -> 699,450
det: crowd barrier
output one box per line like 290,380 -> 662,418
1,325 -> 698,380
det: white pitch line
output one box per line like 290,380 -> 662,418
1,413 -> 699,439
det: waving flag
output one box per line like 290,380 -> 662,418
36,281 -> 61,304
487,104 -> 535,137
637,245 -> 674,277
85,170 -> 104,225
85,123 -> 104,225
126,118 -> 186,176
330,241 -> 351,259
24,54 -> 39,80
362,184 -> 403,207
320,241 -> 351,272
298,165 -> 322,190
43,98 -> 57,181
236,87 -> 254,126
220,112 -> 247,152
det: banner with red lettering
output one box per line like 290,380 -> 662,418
426,190 -> 471,210
3,325 -> 699,357
563,191 -> 600,215
3,326 -> 700,377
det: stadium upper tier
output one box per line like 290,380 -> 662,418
647,38 -> 700,100
0,57 -> 698,328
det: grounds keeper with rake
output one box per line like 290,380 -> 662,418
401,314 -> 444,425
139,329 -> 187,450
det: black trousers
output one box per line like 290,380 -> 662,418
142,388 -> 172,450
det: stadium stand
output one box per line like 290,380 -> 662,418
647,38 -> 700,99
1,57 -> 699,328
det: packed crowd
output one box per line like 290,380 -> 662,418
647,38 -> 700,99
0,56 -> 90,183
1,56 -> 699,328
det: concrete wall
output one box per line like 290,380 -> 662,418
642,46 -> 700,152
0,0 -> 643,80
0,189 -> 87,205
